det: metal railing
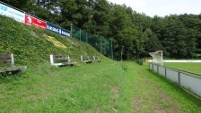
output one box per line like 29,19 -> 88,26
149,63 -> 201,98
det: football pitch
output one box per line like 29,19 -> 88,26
164,62 -> 201,75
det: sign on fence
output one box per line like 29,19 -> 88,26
46,22 -> 61,34
61,28 -> 70,36
0,3 -> 25,23
46,22 -> 70,36
1,1 -> 71,37
25,14 -> 46,29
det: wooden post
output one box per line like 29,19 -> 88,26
81,56 -> 83,62
11,54 -> 14,67
50,55 -> 54,65
68,56 -> 70,62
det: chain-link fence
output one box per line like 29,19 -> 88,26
71,24 -> 113,59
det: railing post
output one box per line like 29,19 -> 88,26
178,72 -> 181,86
157,65 -> 159,74
149,63 -> 150,70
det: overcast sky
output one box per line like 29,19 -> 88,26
107,0 -> 201,17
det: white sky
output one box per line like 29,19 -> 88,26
107,0 -> 201,17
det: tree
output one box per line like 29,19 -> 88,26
1,0 -> 31,9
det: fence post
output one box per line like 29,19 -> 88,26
111,39 -> 113,60
86,32 -> 88,43
157,65 -> 159,74
165,68 -> 167,78
80,28 -> 81,41
100,37 -> 102,53
149,63 -> 150,70
70,24 -> 73,38
178,72 -> 181,86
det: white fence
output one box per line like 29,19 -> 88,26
146,60 -> 201,62
149,63 -> 201,97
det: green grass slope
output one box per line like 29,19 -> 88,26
0,15 -> 104,66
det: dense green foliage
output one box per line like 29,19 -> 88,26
2,0 -> 201,60
0,15 -> 104,66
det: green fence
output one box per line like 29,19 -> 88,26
71,24 -> 113,59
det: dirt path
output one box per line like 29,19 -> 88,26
132,67 -> 184,113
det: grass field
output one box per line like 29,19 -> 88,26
164,62 -> 201,75
0,61 -> 201,112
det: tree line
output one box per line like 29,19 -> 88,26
2,0 -> 201,60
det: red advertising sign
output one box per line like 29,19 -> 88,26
25,14 -> 46,29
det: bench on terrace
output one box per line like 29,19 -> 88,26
93,56 -> 101,62
0,53 -> 27,75
81,55 -> 93,63
50,54 -> 76,67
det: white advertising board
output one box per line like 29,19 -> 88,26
0,3 -> 25,23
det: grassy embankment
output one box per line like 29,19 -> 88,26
0,15 -> 104,67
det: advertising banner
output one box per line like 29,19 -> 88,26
0,3 -> 25,23
61,28 -> 70,36
46,22 -> 70,36
46,22 -> 61,35
25,14 -> 46,29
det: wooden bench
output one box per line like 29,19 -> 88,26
50,55 -> 76,67
93,56 -> 101,62
0,53 -> 27,75
81,56 -> 93,63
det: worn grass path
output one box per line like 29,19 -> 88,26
130,62 -> 201,113
0,61 -> 201,112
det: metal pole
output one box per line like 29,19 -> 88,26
161,50 -> 163,65
80,28 -> 81,41
121,46 -> 124,61
111,39 -> 113,59
86,32 -> 88,43
70,24 -> 73,38
100,37 -> 102,53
